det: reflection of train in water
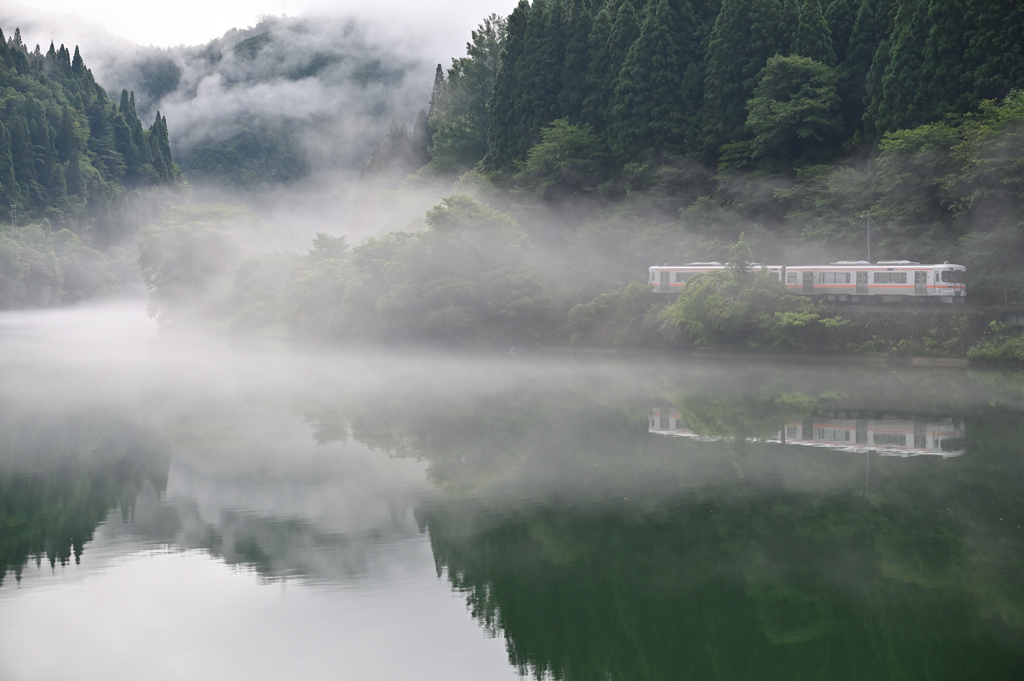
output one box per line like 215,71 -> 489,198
649,408 -> 965,458
649,261 -> 967,303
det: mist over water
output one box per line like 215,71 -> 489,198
1,303 -> 1023,679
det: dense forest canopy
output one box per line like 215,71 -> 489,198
0,26 -> 179,233
0,24 -> 182,308
416,0 -> 1024,174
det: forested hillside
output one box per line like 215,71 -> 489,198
420,0 -> 1023,175
0,25 -> 180,308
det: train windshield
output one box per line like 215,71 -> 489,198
940,270 -> 965,283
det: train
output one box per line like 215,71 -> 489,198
649,260 -> 967,303
648,408 -> 965,458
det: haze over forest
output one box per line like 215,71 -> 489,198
1,0 -> 1024,355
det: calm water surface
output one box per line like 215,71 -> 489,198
1,303 -> 1023,680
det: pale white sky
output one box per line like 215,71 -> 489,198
2,0 -> 515,58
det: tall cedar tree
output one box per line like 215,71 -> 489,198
0,120 -> 18,206
702,0 -> 785,158
918,0 -> 970,120
584,0 -> 640,139
841,0 -> 887,137
609,0 -> 697,160
873,0 -> 929,133
559,0 -> 594,124
580,2 -> 615,130
966,0 -> 1024,106
484,0 -> 531,169
792,0 -> 836,66
780,0 -> 801,54
514,0 -> 567,158
824,0 -> 855,63
428,16 -> 505,171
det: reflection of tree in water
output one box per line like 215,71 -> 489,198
298,367 -> 1024,677
0,410 -> 169,587
419,473 -> 1024,680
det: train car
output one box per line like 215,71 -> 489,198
779,261 -> 966,303
648,408 -> 965,458
649,260 -> 966,303
780,415 -> 965,458
648,262 -> 727,292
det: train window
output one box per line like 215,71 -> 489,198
675,272 -> 691,283
786,426 -> 798,439
787,273 -> 798,284
874,272 -> 907,284
816,428 -> 850,441
873,433 -> 907,446
941,271 -> 965,283
819,272 -> 851,284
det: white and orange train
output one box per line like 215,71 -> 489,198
648,408 -> 966,458
649,260 -> 967,303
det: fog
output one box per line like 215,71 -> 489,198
4,299 -> 1024,678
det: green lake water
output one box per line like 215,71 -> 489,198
1,304 -> 1022,680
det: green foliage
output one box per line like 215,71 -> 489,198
434,0 -> 1023,177
564,280 -> 657,346
659,269 -> 825,349
793,0 -> 836,66
0,23 -> 181,309
742,55 -> 842,169
515,118 -> 608,197
0,223 -> 130,307
180,127 -> 309,187
702,0 -> 785,156
359,118 -> 429,178
150,196 -> 556,346
968,322 -> 1024,364
608,0 -> 696,160
427,16 -> 506,173
137,204 -> 272,324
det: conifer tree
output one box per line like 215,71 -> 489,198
0,28 -> 14,71
484,0 -> 531,169
514,0 -> 568,157
609,0 -> 696,160
873,0 -> 927,132
128,93 -> 150,166
586,0 -> 640,138
71,46 -> 84,76
861,37 -> 892,139
580,2 -> 615,129
967,0 -> 1024,106
427,64 -> 445,122
65,148 -> 83,197
702,0 -> 785,156
780,0 -> 800,54
8,115 -> 37,189
428,16 -> 504,171
793,0 -> 836,66
559,0 -> 593,124
840,0 -> 886,137
148,112 -> 174,181
824,0 -> 855,63
0,120 -> 19,205
48,161 -> 68,203
411,108 -> 430,167
917,0 -> 970,119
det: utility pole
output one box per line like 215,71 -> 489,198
861,211 -> 874,263
866,211 -> 871,263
